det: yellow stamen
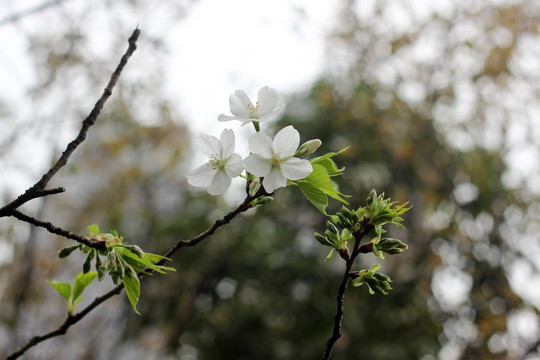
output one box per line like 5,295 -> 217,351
246,101 -> 261,117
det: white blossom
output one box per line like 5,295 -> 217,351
243,125 -> 313,193
186,129 -> 243,195
218,86 -> 285,126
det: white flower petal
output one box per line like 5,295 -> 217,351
186,163 -> 215,187
207,170 -> 231,195
195,133 -> 222,158
273,125 -> 300,158
230,90 -> 251,117
257,86 -> 279,114
262,167 -> 287,193
248,131 -> 273,158
225,153 -> 244,178
220,129 -> 235,158
280,158 -> 313,180
244,153 -> 272,176
218,114 -> 240,122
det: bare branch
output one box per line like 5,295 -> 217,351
0,28 -> 140,218
322,220 -> 373,360
10,210 -> 107,251
6,190 -> 262,360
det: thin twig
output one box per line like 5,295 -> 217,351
10,210 -> 107,251
0,0 -> 66,27
322,220 -> 373,360
6,192 -> 260,360
0,28 -> 140,218
4,27 -> 141,360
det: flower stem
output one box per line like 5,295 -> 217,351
253,121 -> 260,132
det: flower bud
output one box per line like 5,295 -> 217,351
251,196 -> 273,207
295,139 -> 322,157
248,178 -> 262,197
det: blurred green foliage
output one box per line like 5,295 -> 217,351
2,0 -> 540,359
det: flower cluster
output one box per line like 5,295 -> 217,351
187,86 -> 319,195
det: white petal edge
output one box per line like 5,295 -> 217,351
224,153 -> 244,178
248,131 -> 273,158
257,86 -> 279,114
230,90 -> 251,117
207,170 -> 231,195
195,133 -> 222,158
186,163 -> 215,187
243,153 -> 272,176
262,167 -> 287,193
218,114 -> 240,122
220,129 -> 235,158
280,158 -> 313,180
273,125 -> 300,158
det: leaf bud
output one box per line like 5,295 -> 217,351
375,238 -> 408,257
126,245 -> 145,259
314,232 -> 333,247
338,247 -> 350,261
251,196 -> 273,207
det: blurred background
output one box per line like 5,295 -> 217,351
1,0 -> 540,359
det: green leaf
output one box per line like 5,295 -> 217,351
117,247 -> 172,274
83,250 -> 95,274
58,245 -> 82,258
298,180 -> 328,214
144,252 -> 172,263
47,280 -> 72,301
72,271 -> 98,301
122,275 -> 141,315
309,146 -> 348,175
304,164 -> 349,204
87,224 -> 100,237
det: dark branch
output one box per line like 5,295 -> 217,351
4,28 -> 141,359
6,285 -> 123,360
6,189 -> 263,360
0,28 -> 140,218
322,220 -> 373,360
10,210 -> 107,251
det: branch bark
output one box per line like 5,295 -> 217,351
321,219 -> 373,360
0,28 -> 140,218
6,190 -> 263,360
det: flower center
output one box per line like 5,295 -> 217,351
246,101 -> 261,118
208,154 -> 224,170
270,151 -> 282,167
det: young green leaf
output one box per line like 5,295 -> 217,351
83,249 -> 95,274
117,247 -> 174,275
122,275 -> 141,315
47,280 -> 72,301
298,180 -> 328,214
58,245 -> 82,258
87,224 -> 100,237
72,271 -> 98,301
